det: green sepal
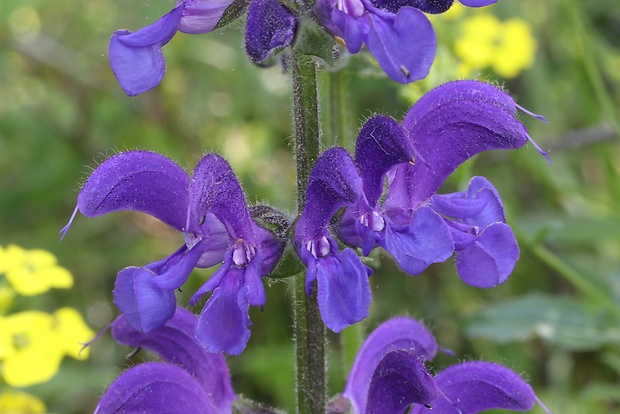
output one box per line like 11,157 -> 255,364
249,205 -> 292,240
214,0 -> 251,30
294,17 -> 336,65
266,244 -> 305,279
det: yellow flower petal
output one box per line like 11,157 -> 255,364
53,307 -> 95,359
492,18 -> 537,78
0,390 -> 46,414
455,14 -> 501,69
0,311 -> 65,387
4,245 -> 73,296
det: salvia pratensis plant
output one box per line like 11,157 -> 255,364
61,0 -> 556,412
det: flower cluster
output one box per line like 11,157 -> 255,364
109,0 -> 297,95
295,79 -> 548,332
315,0 -> 497,83
107,0 -> 506,95
0,308 -> 94,387
62,152 -> 283,355
0,244 -> 73,297
0,245 -> 94,389
455,12 -> 537,78
95,307 -> 550,414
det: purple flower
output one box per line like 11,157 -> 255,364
295,147 -> 373,333
297,81 -> 548,330
95,307 -> 235,414
62,151 -> 282,355
343,316 -> 551,414
339,80 -> 548,287
314,0 -> 497,83
109,0 -> 296,95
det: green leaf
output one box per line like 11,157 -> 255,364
294,18 -> 336,65
466,293 -> 620,351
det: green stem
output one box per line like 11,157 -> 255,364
291,50 -> 326,414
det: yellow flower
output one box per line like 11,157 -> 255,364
454,13 -> 537,78
0,308 -> 94,387
0,390 -> 46,414
2,245 -> 73,296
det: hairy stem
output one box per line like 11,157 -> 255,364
292,50 -> 326,414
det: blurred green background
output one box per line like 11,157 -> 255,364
1,0 -> 619,412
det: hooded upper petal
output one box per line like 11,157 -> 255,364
354,115 -> 413,207
366,350 -> 439,414
410,361 -> 536,414
370,0 -> 454,14
95,362 -> 218,414
110,307 -> 235,412
384,80 -> 545,212
189,153 -> 255,242
296,148 -> 364,242
73,150 -> 190,232
245,0 -> 297,64
344,317 -> 438,414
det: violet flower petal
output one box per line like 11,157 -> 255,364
195,268 -> 251,355
297,148 -> 363,242
331,8 -> 367,54
455,222 -> 519,288
371,0 -> 453,14
355,115 -> 413,207
460,0 -> 498,7
111,307 -> 235,412
385,81 -> 543,210
189,153 -> 255,242
366,7 -> 436,84
113,266 -> 177,332
245,0 -> 297,64
75,150 -> 189,232
410,361 -> 536,414
345,316 -> 438,414
152,239 -> 210,290
178,0 -> 234,34
432,176 -> 505,226
95,362 -> 218,414
366,350 -> 438,414
316,248 -> 371,332
382,206 -> 454,275
109,6 -> 183,96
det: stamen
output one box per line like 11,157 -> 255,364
232,239 -> 256,267
359,210 -> 385,232
306,236 -> 331,259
